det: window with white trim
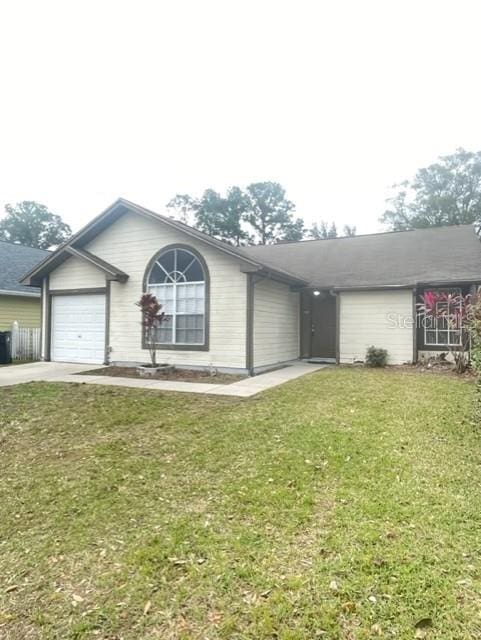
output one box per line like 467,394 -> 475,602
147,248 -> 206,345
423,288 -> 462,347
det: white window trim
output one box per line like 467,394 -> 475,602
148,281 -> 205,345
423,287 -> 463,347
147,248 -> 206,347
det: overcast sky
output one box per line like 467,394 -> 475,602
1,0 -> 480,236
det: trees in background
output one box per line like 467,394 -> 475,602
167,182 -> 355,245
167,181 -> 302,245
342,224 -> 357,237
165,194 -> 197,226
381,148 -> 481,231
308,222 -> 356,240
244,182 -> 305,244
195,187 -> 251,246
309,221 -> 337,239
0,201 -> 71,249
169,148 -> 481,243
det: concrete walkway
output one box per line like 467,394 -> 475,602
0,361 -> 101,386
0,361 -> 326,397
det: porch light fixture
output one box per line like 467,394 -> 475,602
313,290 -> 321,296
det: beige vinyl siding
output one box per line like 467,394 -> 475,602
0,295 -> 41,330
49,256 -> 106,290
253,278 -> 299,368
339,290 -> 414,365
78,211 -> 248,369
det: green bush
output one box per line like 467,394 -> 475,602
365,346 -> 388,367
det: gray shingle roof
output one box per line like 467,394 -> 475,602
18,198 -> 481,292
241,224 -> 481,288
0,241 -> 50,295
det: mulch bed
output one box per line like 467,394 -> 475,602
383,362 -> 477,380
343,361 -> 477,380
403,361 -> 477,379
78,366 -> 246,385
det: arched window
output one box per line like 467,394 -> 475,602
145,246 -> 208,347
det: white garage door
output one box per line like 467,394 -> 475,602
51,294 -> 106,364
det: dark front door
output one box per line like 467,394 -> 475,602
301,291 -> 337,360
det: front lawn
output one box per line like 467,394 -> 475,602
1,369 -> 480,639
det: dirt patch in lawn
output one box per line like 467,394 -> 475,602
78,365 -> 246,385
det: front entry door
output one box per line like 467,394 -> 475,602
311,293 -> 337,359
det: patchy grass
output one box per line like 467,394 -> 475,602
0,369 -> 480,639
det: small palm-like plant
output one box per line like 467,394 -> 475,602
136,293 -> 165,367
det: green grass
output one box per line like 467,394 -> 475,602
0,368 -> 480,639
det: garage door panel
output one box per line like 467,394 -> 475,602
51,294 -> 106,364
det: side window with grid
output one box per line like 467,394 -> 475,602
423,288 -> 462,347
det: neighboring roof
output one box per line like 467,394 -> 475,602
241,224 -> 481,288
21,198 -> 307,287
0,240 -> 50,297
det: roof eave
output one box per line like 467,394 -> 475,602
258,268 -> 307,287
416,277 -> 481,287
65,247 -> 129,282
240,264 -> 307,287
331,284 -> 415,292
0,288 -> 40,298
20,198 -> 130,286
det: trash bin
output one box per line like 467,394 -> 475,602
0,331 -> 12,364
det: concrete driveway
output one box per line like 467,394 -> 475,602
0,361 -> 100,387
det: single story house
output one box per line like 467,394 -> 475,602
0,241 -> 50,330
21,198 -> 481,372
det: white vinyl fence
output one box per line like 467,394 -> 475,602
11,321 -> 41,361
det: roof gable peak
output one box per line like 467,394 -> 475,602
20,198 -> 307,288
